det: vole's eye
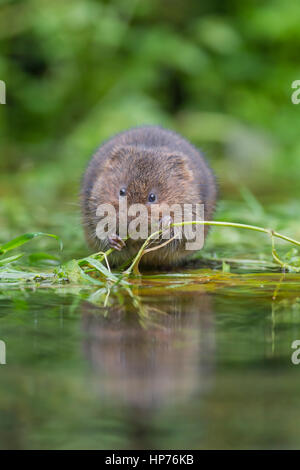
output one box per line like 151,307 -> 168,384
148,193 -> 156,203
119,188 -> 126,196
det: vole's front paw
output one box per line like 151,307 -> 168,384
159,215 -> 173,229
158,215 -> 173,238
108,233 -> 126,251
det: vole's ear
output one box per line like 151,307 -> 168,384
109,145 -> 134,162
165,152 -> 194,181
109,145 -> 126,162
104,145 -> 133,171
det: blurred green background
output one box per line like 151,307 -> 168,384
1,1 -> 300,450
0,0 -> 299,253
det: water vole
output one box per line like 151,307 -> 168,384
81,126 -> 217,267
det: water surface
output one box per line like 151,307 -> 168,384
0,270 -> 300,449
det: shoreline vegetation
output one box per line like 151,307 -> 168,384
1,219 -> 300,291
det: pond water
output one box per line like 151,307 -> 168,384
0,269 -> 300,449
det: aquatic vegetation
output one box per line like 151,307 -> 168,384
1,217 -> 300,296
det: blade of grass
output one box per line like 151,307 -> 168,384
0,232 -> 62,256
0,253 -> 24,266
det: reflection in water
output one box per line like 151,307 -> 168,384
82,290 -> 215,410
2,279 -> 300,448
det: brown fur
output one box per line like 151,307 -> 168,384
81,126 -> 217,267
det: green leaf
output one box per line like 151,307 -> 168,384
0,232 -> 62,256
79,257 -> 119,283
28,252 -> 60,265
0,254 -> 24,266
222,261 -> 231,273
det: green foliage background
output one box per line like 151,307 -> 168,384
0,0 -> 299,250
1,1 -> 300,450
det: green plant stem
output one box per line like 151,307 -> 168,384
125,220 -> 300,275
172,221 -> 300,247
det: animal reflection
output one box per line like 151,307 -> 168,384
82,289 -> 215,410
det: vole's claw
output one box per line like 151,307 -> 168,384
108,233 -> 125,251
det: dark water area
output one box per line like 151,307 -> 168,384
0,272 -> 300,449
